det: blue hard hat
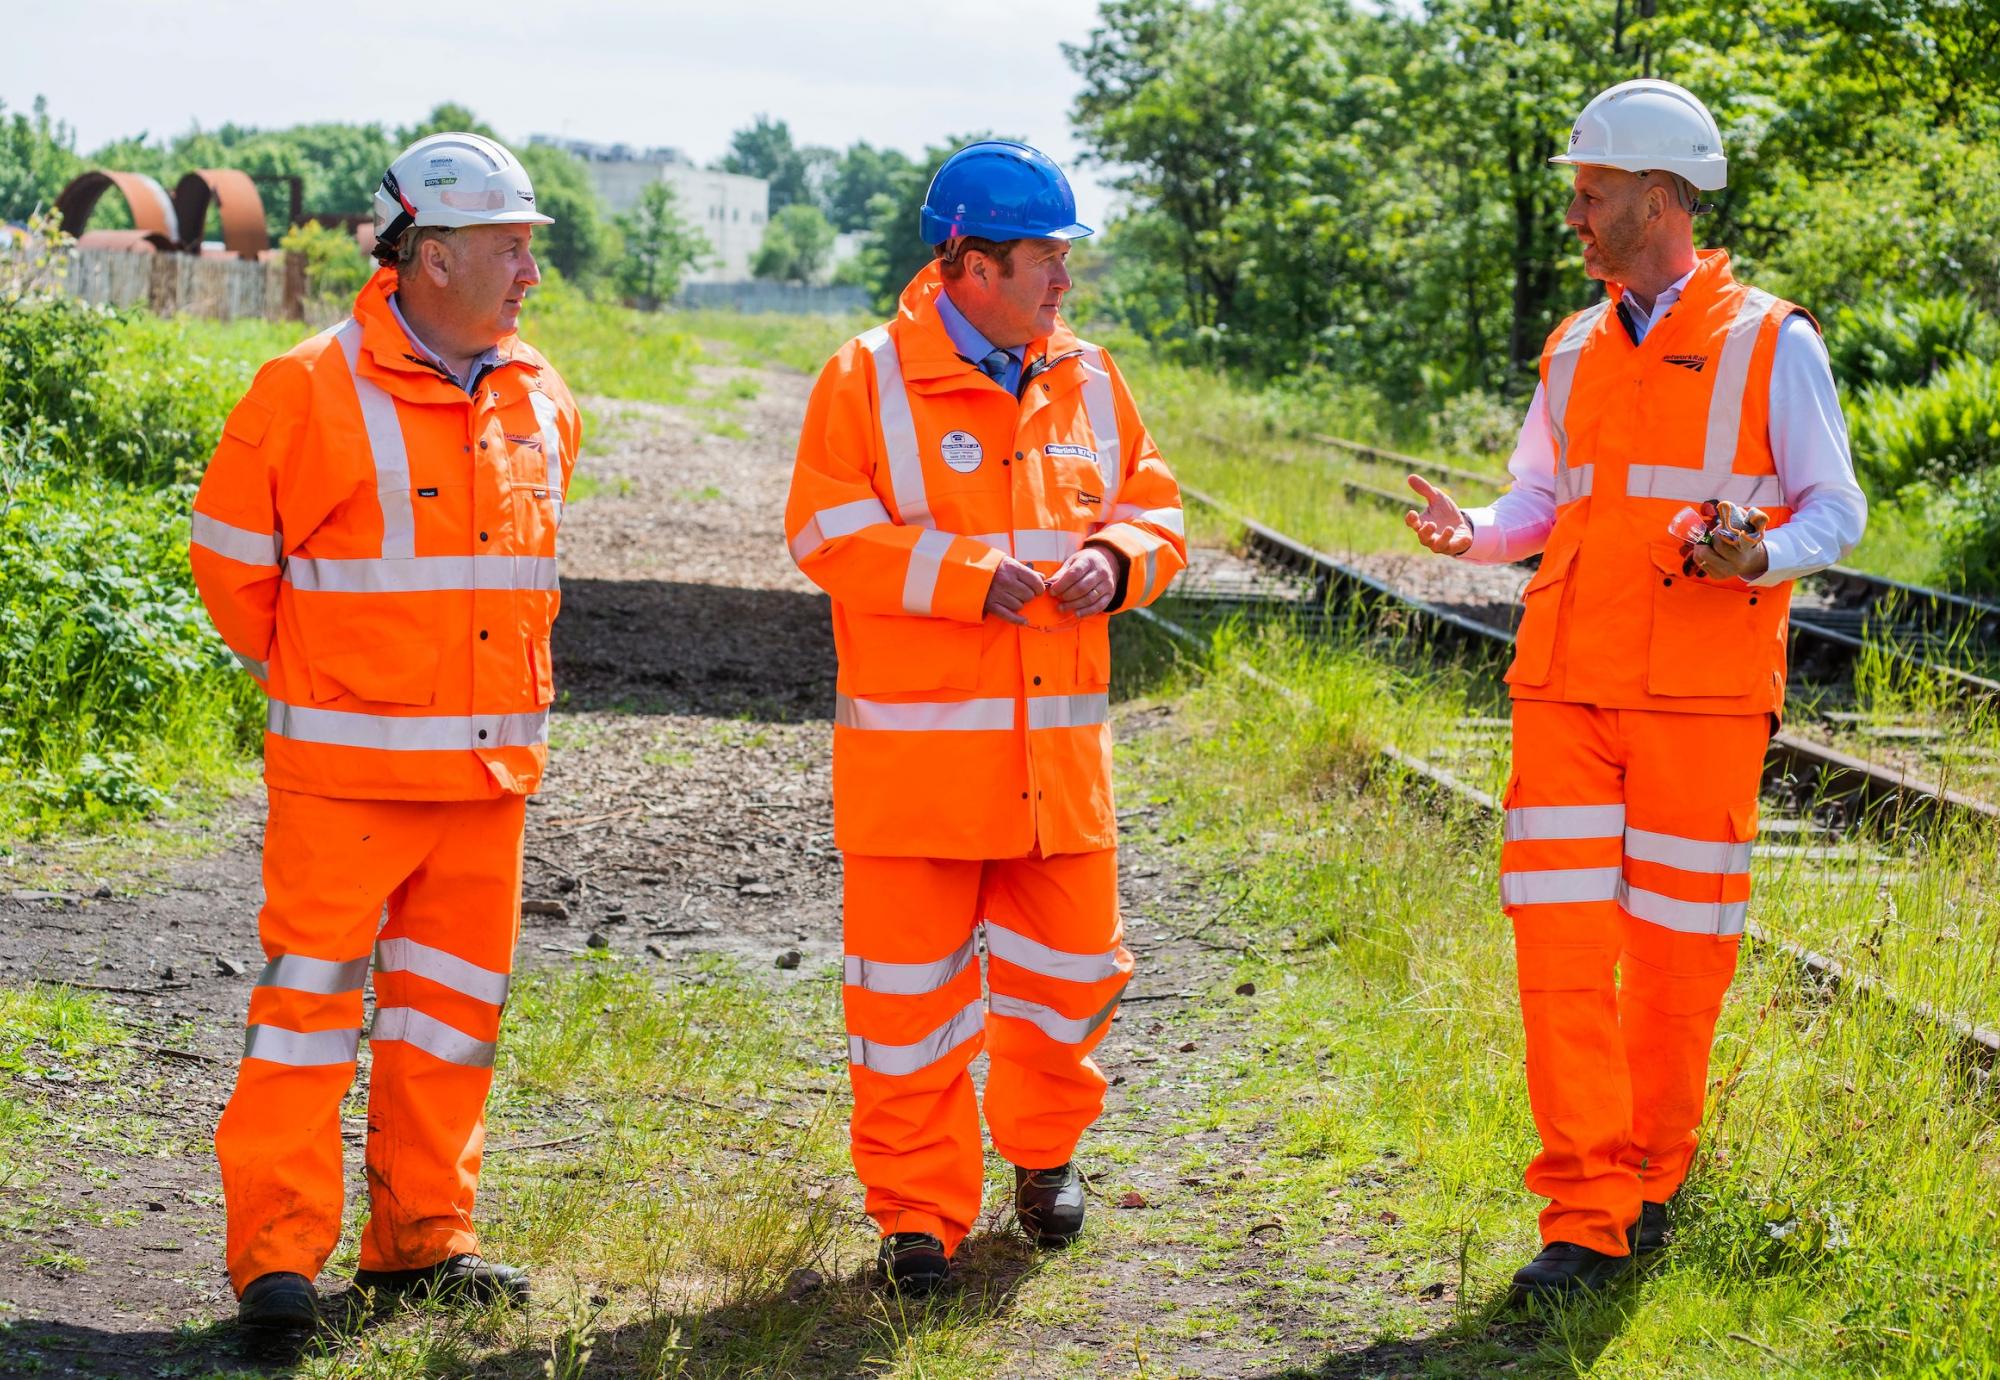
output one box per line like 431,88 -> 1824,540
920,140 -> 1094,245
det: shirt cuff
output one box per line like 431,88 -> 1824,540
1458,507 -> 1508,563
1750,527 -> 1806,586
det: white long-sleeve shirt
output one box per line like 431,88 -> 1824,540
1460,271 -> 1869,586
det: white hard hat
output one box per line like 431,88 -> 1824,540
372,131 -> 553,260
1550,79 -> 1727,192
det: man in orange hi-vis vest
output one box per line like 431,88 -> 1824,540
1405,81 -> 1866,1304
786,140 -> 1186,1295
189,133 -> 579,1338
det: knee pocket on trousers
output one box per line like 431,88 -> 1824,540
1618,947 -> 1736,1017
1516,942 -> 1615,995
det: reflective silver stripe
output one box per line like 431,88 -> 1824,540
1546,302 -> 1610,475
528,389 -> 566,499
848,997 -> 986,1076
860,326 -> 930,527
1499,867 -> 1622,907
843,934 -> 978,996
1078,348 -> 1122,509
256,952 -> 369,996
790,496 -> 894,562
1013,529 -> 1086,563
243,1023 -> 360,1066
834,695 -> 1014,732
370,1006 -> 496,1067
969,530 -> 1011,553
902,528 -> 956,616
1130,531 -> 1162,606
267,701 -> 549,751
1104,504 -> 1184,535
1026,692 -> 1109,731
375,936 -> 510,1005
1504,804 -> 1626,842
191,512 -> 280,567
1554,464 -> 1594,506
1617,879 -> 1748,937
332,320 -> 416,560
284,554 -> 560,594
1624,827 -> 1752,875
1623,467 -> 1786,507
233,651 -> 269,679
984,921 -> 1126,983
1702,289 -> 1777,476
989,979 -> 1127,1046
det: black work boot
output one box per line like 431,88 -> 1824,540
352,1253 -> 529,1306
1508,1242 -> 1633,1307
1014,1162 -> 1086,1248
875,1232 -> 950,1295
1634,1199 -> 1669,1256
238,1271 -> 318,1337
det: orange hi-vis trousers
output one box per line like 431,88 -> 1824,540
214,788 -> 526,1295
1500,700 -> 1767,1257
843,849 -> 1131,1255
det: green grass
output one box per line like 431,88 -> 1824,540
1123,618 -> 2000,1377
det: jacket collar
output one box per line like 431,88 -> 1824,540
350,267 -> 537,395
893,262 -> 1083,388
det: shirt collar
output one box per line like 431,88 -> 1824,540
388,292 -> 507,394
935,285 -> 1021,367
1623,265 -> 1699,341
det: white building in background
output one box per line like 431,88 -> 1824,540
532,136 -> 769,284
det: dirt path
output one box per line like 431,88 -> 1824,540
0,353 -> 1436,1377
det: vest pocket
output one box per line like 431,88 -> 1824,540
837,610 -> 982,696
1645,546 -> 1765,698
1504,543 -> 1577,689
294,598 -> 441,706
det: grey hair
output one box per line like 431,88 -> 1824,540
394,225 -> 460,270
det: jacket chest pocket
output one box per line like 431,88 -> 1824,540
1505,542 -> 1577,689
1041,434 -> 1110,515
1645,546 -> 1782,698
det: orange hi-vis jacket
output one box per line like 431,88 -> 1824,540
190,268 -> 580,801
1508,250 -> 1804,717
786,265 -> 1187,859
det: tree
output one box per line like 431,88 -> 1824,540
825,142 -> 915,232
613,181 -> 710,309
851,132 -> 1012,313
516,142 -> 612,286
0,97 -> 83,223
397,103 -> 499,145
718,114 -> 824,212
753,203 -> 836,284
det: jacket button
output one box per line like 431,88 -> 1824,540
1750,596 -> 1759,605
477,729 -> 488,741
1015,451 -> 1024,460
479,531 -> 489,542
1033,675 -> 1041,686
479,439 -> 490,450
479,629 -> 489,640
1020,791 -> 1028,800
1662,577 -> 1673,587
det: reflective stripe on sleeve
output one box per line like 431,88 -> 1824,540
984,921 -> 1126,984
255,952 -> 369,996
1078,348 -> 1123,509
1504,804 -> 1626,842
860,326 -> 931,528
375,936 -> 511,1005
834,695 -> 1015,732
1012,529 -> 1086,563
332,320 -> 416,561
843,934 -> 978,996
284,554 -> 560,594
789,496 -> 894,562
901,528 -> 956,616
191,512 -> 281,567
1103,504 -> 1184,535
989,980 -> 1126,1046
233,651 -> 269,679
1499,866 -> 1623,907
1624,827 -> 1753,876
1545,302 -> 1610,476
848,996 -> 986,1076
370,1006 -> 497,1068
1618,880 -> 1748,937
243,1023 -> 360,1066
1026,692 -> 1109,731
267,702 -> 549,752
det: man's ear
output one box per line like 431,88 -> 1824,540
421,236 -> 451,286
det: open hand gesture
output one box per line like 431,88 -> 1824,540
1405,475 -> 1472,556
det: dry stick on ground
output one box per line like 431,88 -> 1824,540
49,979 -> 193,996
490,1130 -> 599,1154
125,1041 -> 222,1065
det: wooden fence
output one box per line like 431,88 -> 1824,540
57,247 -> 304,322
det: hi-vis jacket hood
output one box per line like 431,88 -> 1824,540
786,264 -> 1187,858
190,267 -> 581,800
1508,250 -> 1804,716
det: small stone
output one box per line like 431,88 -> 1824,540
605,912 -> 629,924
785,1267 -> 824,1301
741,883 -> 775,897
1176,1040 -> 1197,1053
774,949 -> 801,970
1110,1074 -> 1127,1087
161,965 -> 176,982
645,943 -> 667,959
735,872 -> 760,886
1418,1281 -> 1446,1300
1115,1191 -> 1149,1210
1379,1209 -> 1400,1226
586,932 -> 610,950
145,1201 -> 166,1213
522,899 -> 569,920
1234,981 -> 1256,997
93,884 -> 112,900
214,956 -> 246,978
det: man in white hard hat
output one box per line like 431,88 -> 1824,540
191,131 -> 580,1339
1404,79 -> 1866,1304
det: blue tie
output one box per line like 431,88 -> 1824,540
978,348 -> 1011,385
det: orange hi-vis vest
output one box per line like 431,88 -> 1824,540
190,267 -> 580,800
1507,250 -> 1805,716
786,264 -> 1187,859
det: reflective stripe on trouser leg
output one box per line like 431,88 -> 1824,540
216,788 -> 438,1295
1615,707 -> 1766,1204
841,854 -> 987,1255
980,848 -> 1129,1172
1502,699 -> 1639,1258
357,792 -> 527,1275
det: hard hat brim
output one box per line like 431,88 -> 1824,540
1548,152 -> 1727,192
423,208 -> 556,228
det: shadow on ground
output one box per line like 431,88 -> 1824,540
554,577 -> 835,721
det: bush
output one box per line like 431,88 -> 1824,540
1826,295 -> 1998,391
1848,357 -> 2000,491
278,219 -> 371,309
1429,388 -> 1520,460
1906,469 -> 2000,594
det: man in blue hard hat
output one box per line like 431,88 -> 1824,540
785,140 -> 1187,1293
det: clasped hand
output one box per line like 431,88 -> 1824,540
984,548 -> 1121,626
1680,501 -> 1770,581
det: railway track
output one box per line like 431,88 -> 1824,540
1138,489 -> 2000,1069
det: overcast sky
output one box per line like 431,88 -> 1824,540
3,0 -> 1122,221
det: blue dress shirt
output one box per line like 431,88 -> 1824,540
935,287 -> 1024,397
